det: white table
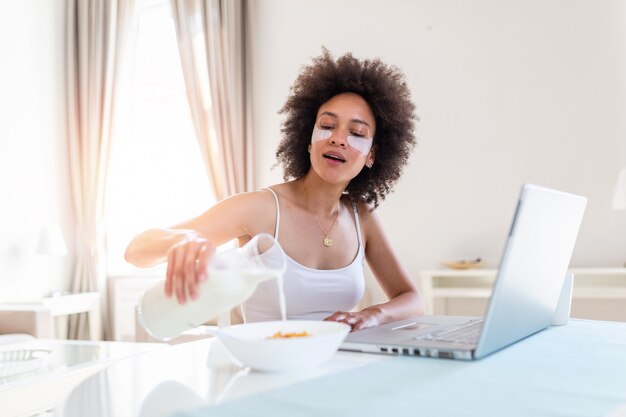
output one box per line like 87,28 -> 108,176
0,292 -> 103,340
0,338 -> 161,417
58,320 -> 626,417
417,267 -> 626,319
58,337 -> 385,417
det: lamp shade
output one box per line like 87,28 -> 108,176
36,225 -> 68,256
613,168 -> 626,210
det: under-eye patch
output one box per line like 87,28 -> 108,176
347,135 -> 373,155
311,127 -> 332,143
311,127 -> 373,155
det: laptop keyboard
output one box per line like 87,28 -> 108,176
414,319 -> 484,345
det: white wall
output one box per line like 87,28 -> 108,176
1,0 -> 624,305
248,0 -> 626,290
0,0 -> 69,301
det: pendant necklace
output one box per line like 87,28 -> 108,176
301,183 -> 340,247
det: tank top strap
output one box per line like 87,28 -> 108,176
350,199 -> 363,247
262,187 -> 280,239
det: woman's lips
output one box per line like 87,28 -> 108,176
322,151 -> 346,164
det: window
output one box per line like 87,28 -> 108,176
106,0 -> 214,276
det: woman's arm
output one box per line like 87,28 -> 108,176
124,191 -> 275,303
325,206 -> 425,330
124,228 -> 205,268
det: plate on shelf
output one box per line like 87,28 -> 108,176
442,258 -> 485,270
0,349 -> 52,379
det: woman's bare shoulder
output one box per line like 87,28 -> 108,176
223,187 -> 281,209
262,181 -> 302,206
264,181 -> 294,193
351,199 -> 376,219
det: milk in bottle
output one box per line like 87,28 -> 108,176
137,233 -> 286,341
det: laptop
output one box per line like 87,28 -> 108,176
341,183 -> 587,360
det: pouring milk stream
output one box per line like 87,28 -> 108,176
137,233 -> 287,341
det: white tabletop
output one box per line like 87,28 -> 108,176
59,319 -> 626,417
58,337 -> 386,417
0,339 -> 161,417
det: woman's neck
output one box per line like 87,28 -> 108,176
299,173 -> 346,216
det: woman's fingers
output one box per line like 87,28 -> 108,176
172,247 -> 187,304
182,244 -> 197,300
165,236 -> 212,304
324,311 -> 375,332
352,320 -> 369,331
183,241 -> 208,300
325,312 -> 357,330
167,246 -> 186,301
196,242 -> 214,283
324,312 -> 345,322
165,250 -> 175,297
166,245 -> 185,300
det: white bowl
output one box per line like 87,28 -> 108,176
214,320 -> 350,372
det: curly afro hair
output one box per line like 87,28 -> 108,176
275,49 -> 417,209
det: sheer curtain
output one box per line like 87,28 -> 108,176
65,0 -> 133,339
171,0 -> 253,200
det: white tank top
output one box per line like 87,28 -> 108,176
242,188 -> 366,322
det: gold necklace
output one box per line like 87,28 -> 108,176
301,183 -> 340,247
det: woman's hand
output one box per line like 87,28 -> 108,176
324,306 -> 384,332
165,232 -> 215,304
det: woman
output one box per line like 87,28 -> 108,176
125,50 -> 425,331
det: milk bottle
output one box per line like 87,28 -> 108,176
137,233 -> 287,341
